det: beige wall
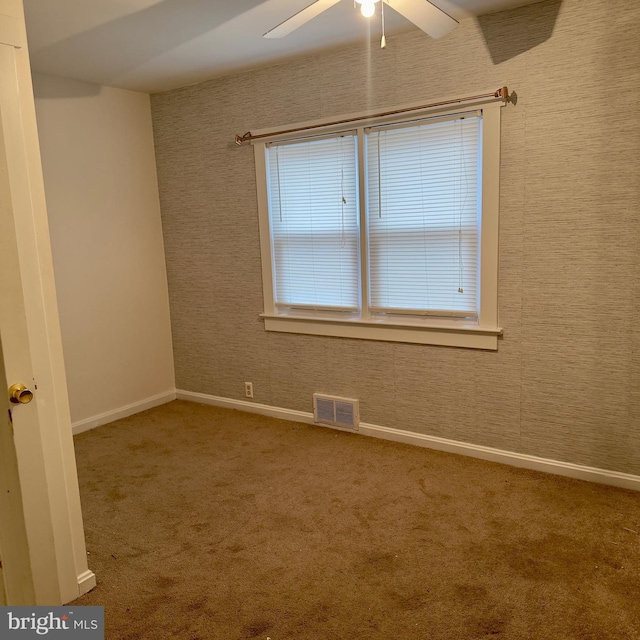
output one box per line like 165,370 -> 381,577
33,74 -> 175,428
151,0 -> 640,475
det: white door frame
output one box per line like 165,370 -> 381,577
0,0 -> 94,604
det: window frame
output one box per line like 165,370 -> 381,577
253,98 -> 503,350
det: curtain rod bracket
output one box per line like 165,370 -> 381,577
235,132 -> 251,145
234,87 -> 510,145
496,86 -> 510,101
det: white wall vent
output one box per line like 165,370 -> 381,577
313,394 -> 359,431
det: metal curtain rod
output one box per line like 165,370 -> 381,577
234,86 -> 509,145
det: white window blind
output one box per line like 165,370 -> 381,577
366,115 -> 481,318
266,134 -> 359,311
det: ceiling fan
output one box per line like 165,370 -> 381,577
263,0 -> 459,45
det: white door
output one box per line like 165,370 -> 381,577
0,338 -> 36,605
0,0 -> 95,605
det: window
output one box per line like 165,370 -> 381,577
267,134 -> 359,312
254,100 -> 503,349
366,116 -> 479,319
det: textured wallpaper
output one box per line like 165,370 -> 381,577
151,0 -> 640,475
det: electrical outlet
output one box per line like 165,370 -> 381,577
244,382 -> 253,398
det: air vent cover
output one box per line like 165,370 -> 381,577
313,394 -> 359,431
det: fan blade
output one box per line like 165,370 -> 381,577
264,0 -> 343,38
388,0 -> 458,39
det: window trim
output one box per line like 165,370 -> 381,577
254,98 -> 503,350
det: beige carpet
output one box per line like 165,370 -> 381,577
73,400 -> 640,639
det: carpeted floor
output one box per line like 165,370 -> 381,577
73,400 -> 640,639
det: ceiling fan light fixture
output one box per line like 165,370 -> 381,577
264,0 -> 458,41
355,0 -> 380,18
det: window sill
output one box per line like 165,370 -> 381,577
261,314 -> 502,350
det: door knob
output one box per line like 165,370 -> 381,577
8,383 -> 33,404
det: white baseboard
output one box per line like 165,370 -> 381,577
72,390 -> 177,435
177,389 -> 640,492
358,423 -> 640,492
76,570 -> 96,598
176,389 -> 317,425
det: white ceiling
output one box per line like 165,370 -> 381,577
23,0 -> 544,94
